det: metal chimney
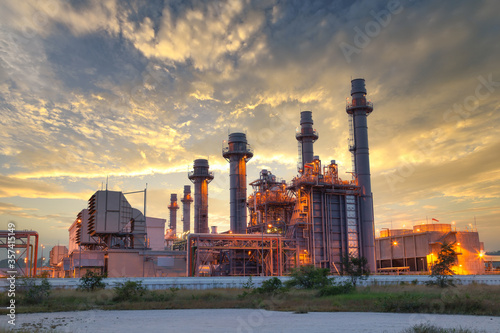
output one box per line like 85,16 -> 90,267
180,185 -> 193,233
296,111 -> 319,172
346,78 -> 376,272
168,193 -> 179,236
223,133 -> 253,233
188,159 -> 214,233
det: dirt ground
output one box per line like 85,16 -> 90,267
8,309 -> 500,333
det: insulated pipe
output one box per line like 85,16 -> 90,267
346,78 -> 376,272
168,194 -> 179,235
296,111 -> 319,172
188,159 -> 214,233
180,185 -> 193,233
222,133 -> 253,233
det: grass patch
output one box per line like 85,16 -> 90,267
1,283 -> 499,316
402,324 -> 487,333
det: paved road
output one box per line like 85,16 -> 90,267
9,309 -> 500,333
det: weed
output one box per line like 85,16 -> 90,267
169,287 -> 180,295
242,276 -> 255,289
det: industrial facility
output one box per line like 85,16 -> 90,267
26,78 -> 487,278
376,223 -> 485,275
187,78 -> 376,276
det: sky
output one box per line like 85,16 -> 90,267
0,0 -> 499,256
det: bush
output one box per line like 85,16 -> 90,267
113,280 -> 147,302
317,281 -> 355,297
19,277 -> 51,305
255,277 -> 286,294
286,265 -> 333,289
78,271 -> 107,291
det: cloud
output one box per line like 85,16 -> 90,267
0,175 -> 88,199
0,0 -> 499,248
0,201 -> 63,220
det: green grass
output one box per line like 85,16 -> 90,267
1,284 -> 500,316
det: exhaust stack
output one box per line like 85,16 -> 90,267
188,159 -> 214,233
296,111 -> 319,172
223,133 -> 253,233
180,185 -> 193,233
168,194 -> 179,236
346,78 -> 375,272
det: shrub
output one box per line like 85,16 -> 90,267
78,271 -> 107,291
255,277 -> 286,294
113,280 -> 147,302
317,281 -> 355,297
19,277 -> 51,305
286,265 -> 333,289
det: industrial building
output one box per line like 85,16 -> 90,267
57,190 -> 186,278
187,78 -> 377,276
376,223 -> 485,275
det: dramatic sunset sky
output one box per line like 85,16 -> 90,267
1,0 -> 499,254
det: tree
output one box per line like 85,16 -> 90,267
340,255 -> 370,286
429,242 -> 457,288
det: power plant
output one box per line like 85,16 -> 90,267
187,78 -> 377,276
31,78 -> 487,278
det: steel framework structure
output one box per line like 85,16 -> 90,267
187,233 -> 297,277
0,230 -> 39,277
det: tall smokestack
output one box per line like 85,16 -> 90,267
180,185 -> 193,233
168,194 -> 179,236
346,78 -> 376,272
223,133 -> 253,233
188,159 -> 214,233
296,111 -> 319,172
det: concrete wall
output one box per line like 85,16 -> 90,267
6,275 -> 500,291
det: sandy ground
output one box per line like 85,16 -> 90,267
6,310 -> 500,333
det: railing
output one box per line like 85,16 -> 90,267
295,129 -> 319,139
188,171 -> 214,178
346,100 -> 373,109
222,145 -> 254,156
